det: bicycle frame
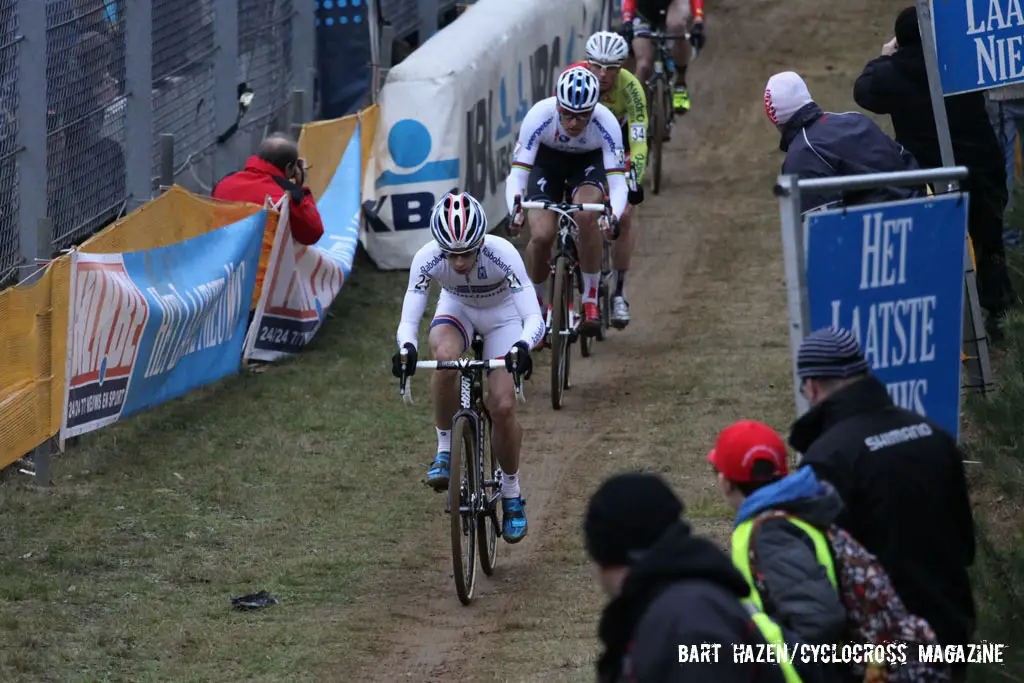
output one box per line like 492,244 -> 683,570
513,196 -> 614,339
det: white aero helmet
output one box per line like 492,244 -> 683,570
586,31 -> 629,64
430,191 -> 487,254
556,67 -> 601,114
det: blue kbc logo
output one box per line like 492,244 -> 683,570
367,119 -> 460,232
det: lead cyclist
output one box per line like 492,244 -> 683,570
564,31 -> 649,329
621,0 -> 707,115
506,67 -> 628,337
391,192 -> 544,543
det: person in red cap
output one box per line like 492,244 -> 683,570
708,420 -> 848,672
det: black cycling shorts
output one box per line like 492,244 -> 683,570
525,146 -> 607,202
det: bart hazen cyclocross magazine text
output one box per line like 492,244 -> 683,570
678,642 -> 1008,666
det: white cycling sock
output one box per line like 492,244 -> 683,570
501,471 -> 520,499
436,427 -> 451,454
582,272 -> 600,304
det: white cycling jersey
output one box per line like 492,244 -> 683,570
396,235 -> 545,352
505,96 -> 628,219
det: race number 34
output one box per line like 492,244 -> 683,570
631,124 -> 646,142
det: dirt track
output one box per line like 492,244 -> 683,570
353,0 -> 890,679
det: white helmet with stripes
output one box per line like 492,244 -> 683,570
586,31 -> 629,64
430,191 -> 488,254
556,67 -> 601,114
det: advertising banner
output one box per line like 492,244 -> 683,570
244,124 -> 363,361
361,0 -> 604,269
60,210 -> 267,444
928,0 -> 1024,95
803,194 -> 969,439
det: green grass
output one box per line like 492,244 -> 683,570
0,254 -> 441,682
964,189 -> 1024,682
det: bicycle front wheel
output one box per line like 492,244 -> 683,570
550,256 -> 570,409
449,416 -> 478,605
477,416 -> 499,576
651,77 -> 665,195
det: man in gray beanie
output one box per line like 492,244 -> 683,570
583,472 -> 814,683
789,327 -> 976,682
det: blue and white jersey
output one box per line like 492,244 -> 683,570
396,235 -> 544,351
504,96 -> 628,219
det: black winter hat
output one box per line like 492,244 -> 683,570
583,472 -> 688,568
895,6 -> 921,47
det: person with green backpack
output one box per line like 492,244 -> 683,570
709,420 -> 952,683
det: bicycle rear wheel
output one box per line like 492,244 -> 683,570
550,256 -> 570,409
651,77 -> 665,195
477,416 -> 499,576
449,416 -> 478,605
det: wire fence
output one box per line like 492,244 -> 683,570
0,0 -> 315,285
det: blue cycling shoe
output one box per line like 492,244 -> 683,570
426,452 -> 450,491
501,497 -> 528,543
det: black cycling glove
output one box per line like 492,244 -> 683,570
391,342 -> 418,378
619,21 -> 634,44
689,22 -> 706,51
505,341 -> 533,380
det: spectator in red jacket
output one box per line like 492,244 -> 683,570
213,132 -> 325,245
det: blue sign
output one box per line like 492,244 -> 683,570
931,0 -> 1024,95
804,194 -> 969,439
119,211 -> 266,417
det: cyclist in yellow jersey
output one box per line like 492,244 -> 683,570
566,31 -> 649,328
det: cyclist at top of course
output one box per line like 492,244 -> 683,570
505,66 -> 628,337
562,30 -> 649,328
621,0 -> 706,114
392,192 -> 543,544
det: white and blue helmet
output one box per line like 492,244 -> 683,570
556,67 -> 601,114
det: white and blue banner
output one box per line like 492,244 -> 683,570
804,194 -> 969,439
361,0 -> 604,269
243,125 -> 362,362
60,210 -> 267,443
930,0 -> 1024,95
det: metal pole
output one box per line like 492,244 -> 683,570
159,134 -> 175,191
213,0 -> 239,183
915,0 -> 958,189
794,165 -> 968,193
915,0 -> 993,397
776,175 -> 811,418
290,90 -> 306,140
26,216 -> 54,485
123,0 -> 153,209
418,0 -> 439,43
16,0 -> 46,277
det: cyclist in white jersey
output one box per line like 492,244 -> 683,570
506,66 -> 628,337
392,191 -> 543,543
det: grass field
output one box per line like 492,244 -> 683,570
2,0 -> 1024,679
964,198 -> 1024,682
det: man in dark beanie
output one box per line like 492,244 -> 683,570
853,5 -> 1018,342
583,472 -> 804,683
789,327 -> 976,682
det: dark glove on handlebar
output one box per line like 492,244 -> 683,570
628,187 -> 645,205
689,22 -> 705,51
505,341 -> 533,380
391,342 -> 418,378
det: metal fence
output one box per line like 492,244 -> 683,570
0,0 -> 315,286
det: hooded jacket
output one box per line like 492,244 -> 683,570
853,43 -> 1006,194
734,467 -> 848,647
789,376 -> 976,652
597,521 -> 791,683
779,102 -> 922,213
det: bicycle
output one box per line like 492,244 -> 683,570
634,22 -> 694,195
396,337 -> 525,606
510,193 -> 617,410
